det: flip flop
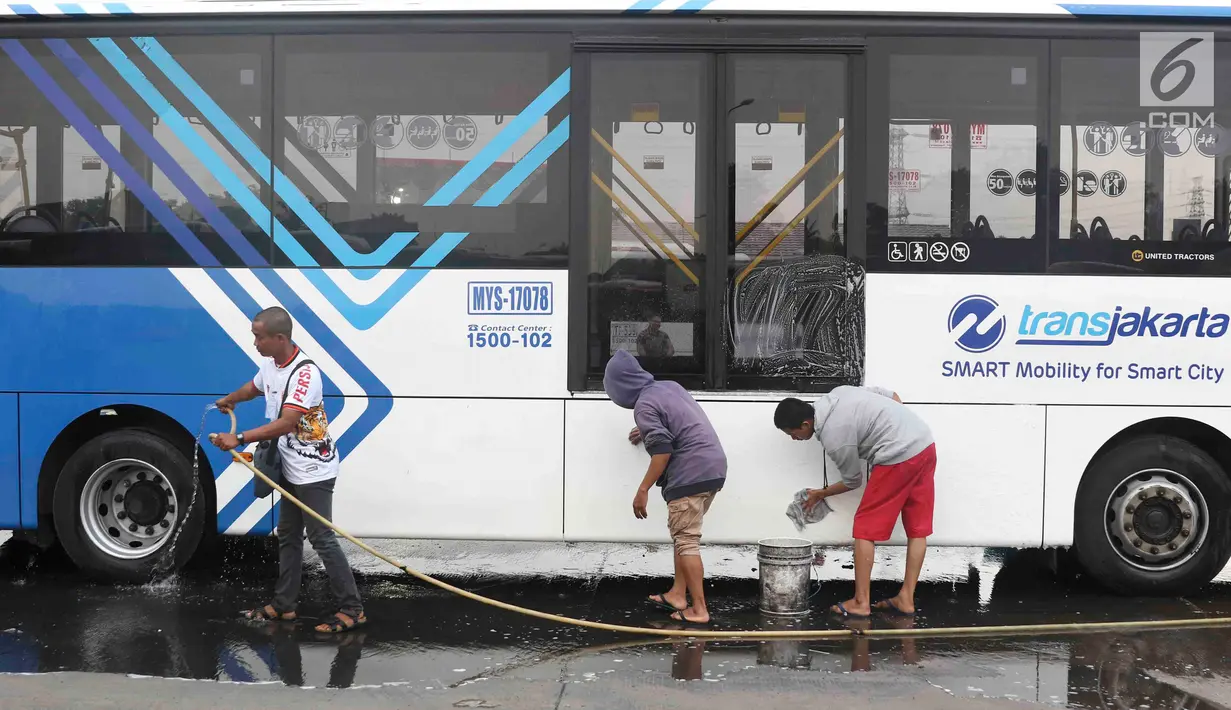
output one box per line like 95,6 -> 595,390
669,608 -> 712,626
873,599 -> 916,616
647,593 -> 687,613
830,602 -> 870,619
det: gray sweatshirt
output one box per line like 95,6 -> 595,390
603,350 -> 727,502
812,385 -> 934,490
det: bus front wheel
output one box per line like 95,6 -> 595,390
52,428 -> 205,583
1074,434 -> 1231,596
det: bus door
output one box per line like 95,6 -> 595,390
579,46 -> 864,391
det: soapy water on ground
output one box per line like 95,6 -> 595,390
1,532 -> 1231,708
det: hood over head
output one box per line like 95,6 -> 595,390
604,349 -> 655,409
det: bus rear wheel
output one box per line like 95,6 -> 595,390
1074,434 -> 1231,596
52,428 -> 205,583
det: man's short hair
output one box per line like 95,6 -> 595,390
254,306 -> 293,339
774,397 -> 814,430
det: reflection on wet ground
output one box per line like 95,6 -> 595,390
0,538 -> 1229,708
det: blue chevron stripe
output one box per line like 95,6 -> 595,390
626,0 -> 663,12
0,39 -> 219,266
87,37 -> 279,266
136,36 -> 568,270
297,117 -> 568,328
253,271 -> 392,460
55,3 -> 84,12
676,0 -> 715,11
424,69 -> 570,206
206,268 -> 390,534
133,36 -> 416,270
254,269 -> 394,532
7,4 -> 36,15
216,477 -> 259,536
89,32 -> 549,329
474,116 -> 569,207
0,35 -> 384,534
127,33 -> 569,329
48,38 -> 267,266
252,503 -> 276,537
1059,3 -> 1231,15
219,647 -> 256,683
97,31 -> 570,329
202,270 -> 269,534
89,37 -> 320,272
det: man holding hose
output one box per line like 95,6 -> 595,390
210,306 -> 366,634
774,385 -> 936,619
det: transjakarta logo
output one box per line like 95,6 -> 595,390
948,295 -> 1006,353
949,295 -> 1231,350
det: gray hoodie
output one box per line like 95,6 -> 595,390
812,385 -> 934,490
603,350 -> 727,502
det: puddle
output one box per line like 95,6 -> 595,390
0,539 -> 1229,707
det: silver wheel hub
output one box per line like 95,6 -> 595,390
1105,469 -> 1206,571
79,458 -> 178,560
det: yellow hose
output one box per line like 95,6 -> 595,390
208,409 -> 1231,641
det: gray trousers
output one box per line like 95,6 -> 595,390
272,478 -> 363,618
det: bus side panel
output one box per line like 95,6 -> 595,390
18,393 -> 269,533
1043,406 -> 1231,547
327,398 -> 565,540
564,400 -> 1045,547
0,394 -> 18,529
0,268 -> 262,396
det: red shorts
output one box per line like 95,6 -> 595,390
852,443 -> 936,542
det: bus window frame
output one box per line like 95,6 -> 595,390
566,43 -> 868,394
865,35 -> 1051,276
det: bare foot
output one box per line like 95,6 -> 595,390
649,592 -> 688,611
872,594 -> 916,615
830,598 -> 870,617
669,606 -> 711,624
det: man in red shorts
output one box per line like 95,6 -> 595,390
774,386 -> 936,619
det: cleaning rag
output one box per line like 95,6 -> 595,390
785,489 -> 833,532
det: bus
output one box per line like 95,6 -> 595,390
1,0 -> 1229,596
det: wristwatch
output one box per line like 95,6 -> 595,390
236,432 -> 246,445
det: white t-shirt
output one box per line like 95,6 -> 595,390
252,347 -> 339,485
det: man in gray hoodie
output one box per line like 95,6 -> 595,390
774,386 -> 936,619
604,349 -> 727,624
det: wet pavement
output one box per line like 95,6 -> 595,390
0,537 -> 1230,709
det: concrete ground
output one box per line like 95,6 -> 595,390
0,537 -> 1229,709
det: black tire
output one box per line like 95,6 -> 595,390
1074,434 -> 1231,596
52,428 -> 206,583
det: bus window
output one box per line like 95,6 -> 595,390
870,38 -> 1046,274
0,36 -> 272,267
586,54 -> 710,382
725,54 -> 859,386
1052,39 -> 1231,275
273,33 -> 570,271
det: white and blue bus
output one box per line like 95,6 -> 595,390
1,0 -> 1230,595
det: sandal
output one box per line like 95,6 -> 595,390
647,593 -> 687,613
241,604 -> 297,622
830,602 -> 870,619
873,598 -> 916,616
668,607 -> 712,626
314,610 -> 367,634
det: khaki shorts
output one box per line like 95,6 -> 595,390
666,491 -> 717,557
